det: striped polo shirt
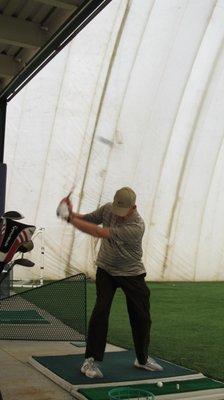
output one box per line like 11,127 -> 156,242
83,202 -> 146,276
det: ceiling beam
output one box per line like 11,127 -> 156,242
36,0 -> 78,10
0,77 -> 9,92
0,15 -> 48,49
0,54 -> 20,78
0,0 -> 113,101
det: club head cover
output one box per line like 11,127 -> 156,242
18,241 -> 34,253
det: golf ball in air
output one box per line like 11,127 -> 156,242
157,381 -> 163,387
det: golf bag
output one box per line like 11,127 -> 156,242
0,216 -> 35,276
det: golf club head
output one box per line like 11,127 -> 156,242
0,258 -> 35,284
14,258 -> 35,267
3,211 -> 24,220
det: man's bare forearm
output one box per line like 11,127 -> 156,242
68,212 -> 110,238
68,213 -> 101,237
72,212 -> 85,219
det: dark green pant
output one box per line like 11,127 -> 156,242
85,267 -> 151,364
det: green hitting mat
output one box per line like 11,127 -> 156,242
30,350 -> 224,399
78,378 -> 224,400
30,349 -> 199,385
0,310 -> 49,324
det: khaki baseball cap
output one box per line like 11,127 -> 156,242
112,187 -> 136,216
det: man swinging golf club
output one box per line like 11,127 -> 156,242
57,187 -> 163,378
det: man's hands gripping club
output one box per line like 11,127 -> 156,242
56,195 -> 73,221
56,196 -> 110,239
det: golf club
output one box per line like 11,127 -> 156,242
0,258 -> 35,284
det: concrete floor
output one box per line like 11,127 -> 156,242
0,341 -> 121,400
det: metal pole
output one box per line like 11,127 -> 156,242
0,99 -> 9,299
0,100 -> 6,163
40,228 -> 45,286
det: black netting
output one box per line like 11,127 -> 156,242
0,274 -> 86,341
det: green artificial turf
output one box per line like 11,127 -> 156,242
86,282 -> 224,382
0,309 -> 49,324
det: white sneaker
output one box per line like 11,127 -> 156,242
134,356 -> 163,371
81,357 -> 103,378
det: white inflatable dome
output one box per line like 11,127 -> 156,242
5,0 -> 224,281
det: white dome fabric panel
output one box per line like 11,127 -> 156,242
5,0 -> 224,281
